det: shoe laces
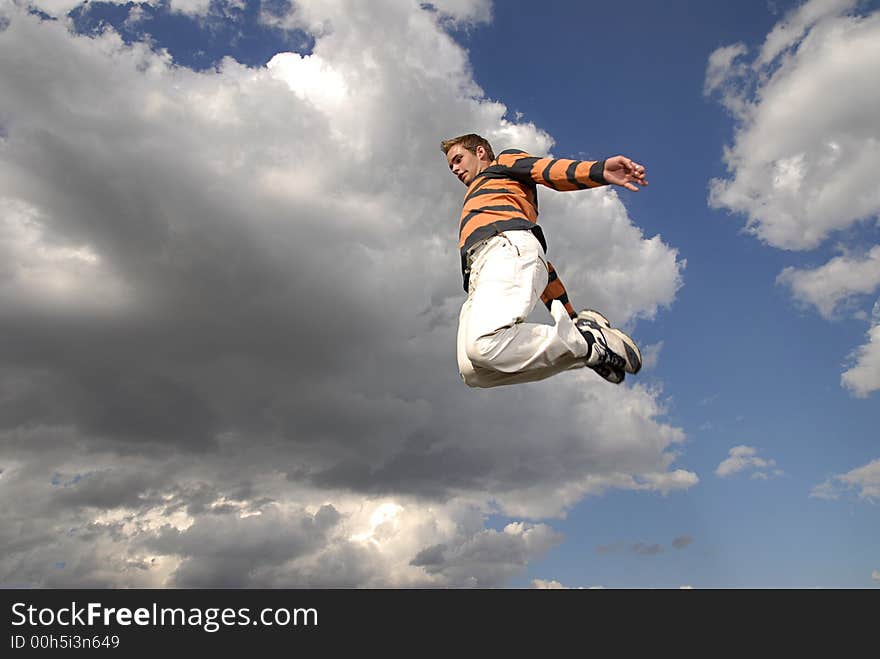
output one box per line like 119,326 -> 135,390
586,323 -> 625,370
599,350 -> 625,370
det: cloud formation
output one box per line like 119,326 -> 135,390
705,0 -> 880,396
707,1 -> 880,251
715,446 -> 782,480
777,247 -> 880,320
810,457 -> 880,502
28,0 -> 221,18
841,302 -> 880,397
531,578 -> 566,589
0,1 -> 688,586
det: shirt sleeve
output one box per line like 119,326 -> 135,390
493,148 -> 607,191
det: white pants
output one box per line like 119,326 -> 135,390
457,230 -> 588,388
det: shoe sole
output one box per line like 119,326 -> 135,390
593,363 -> 625,384
577,309 -> 610,327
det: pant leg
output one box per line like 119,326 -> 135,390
456,231 -> 588,388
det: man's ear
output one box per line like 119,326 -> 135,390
475,145 -> 486,161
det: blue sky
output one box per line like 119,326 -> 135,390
0,0 -> 878,588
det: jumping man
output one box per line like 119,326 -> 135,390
441,133 -> 646,388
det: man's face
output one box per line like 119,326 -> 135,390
446,144 -> 488,186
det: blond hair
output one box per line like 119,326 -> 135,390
440,133 -> 495,161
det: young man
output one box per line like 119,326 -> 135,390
441,133 -> 647,388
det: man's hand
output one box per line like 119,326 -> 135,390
603,155 -> 648,191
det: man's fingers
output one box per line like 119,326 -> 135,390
607,156 -> 648,190
622,176 -> 648,191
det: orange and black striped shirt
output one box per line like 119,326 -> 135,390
458,148 -> 607,290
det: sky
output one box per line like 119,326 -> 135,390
0,0 -> 878,589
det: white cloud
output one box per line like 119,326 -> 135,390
261,0 -> 491,35
754,0 -> 857,67
0,1 -> 689,586
704,42 -> 748,96
422,0 -> 492,25
24,1 -> 161,19
703,43 -> 750,119
715,446 -> 780,479
872,569 -> 880,583
538,192 -> 684,325
708,5 -> 880,250
638,341 -> 663,372
267,52 -> 348,110
706,0 -> 880,397
168,0 -> 213,16
777,247 -> 880,320
841,302 -> 880,397
532,578 -> 564,588
810,457 -> 880,501
25,1 -> 214,19
24,1 -> 87,17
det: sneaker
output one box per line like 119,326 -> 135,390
592,361 -> 626,385
575,309 -> 642,378
575,312 -> 625,384
575,308 -> 624,384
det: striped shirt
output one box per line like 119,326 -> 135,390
458,148 -> 607,304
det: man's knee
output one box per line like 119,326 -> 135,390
460,369 -> 487,388
458,342 -> 499,388
459,365 -> 496,388
464,330 -> 503,371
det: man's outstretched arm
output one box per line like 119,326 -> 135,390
493,149 -> 647,192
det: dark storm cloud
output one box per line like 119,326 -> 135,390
50,468 -> 164,509
305,436 -> 500,499
147,504 -> 342,587
405,524 -> 563,587
0,350 -> 218,450
410,542 -> 448,567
